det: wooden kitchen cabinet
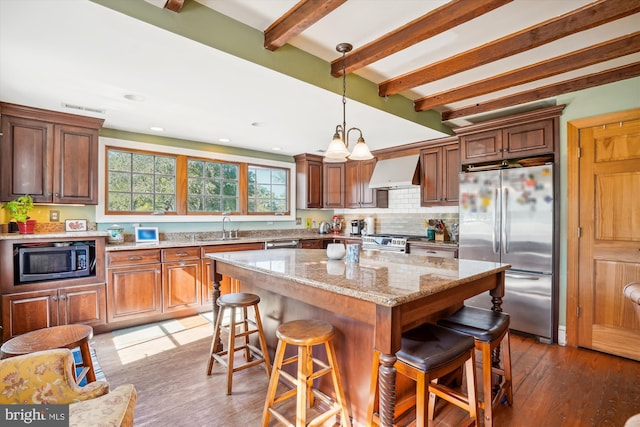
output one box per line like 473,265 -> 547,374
345,159 -> 388,208
162,247 -> 201,312
2,283 -> 106,341
323,162 -> 346,208
420,137 -> 459,206
299,239 -> 325,249
407,243 -> 458,258
106,249 -> 162,323
0,103 -> 104,204
294,153 -> 323,209
456,105 -> 563,165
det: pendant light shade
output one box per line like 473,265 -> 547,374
324,43 -> 373,163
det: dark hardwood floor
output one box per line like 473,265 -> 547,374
90,314 -> 640,426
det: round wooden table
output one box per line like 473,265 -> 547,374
0,324 -> 96,383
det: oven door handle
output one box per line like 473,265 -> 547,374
265,240 -> 299,249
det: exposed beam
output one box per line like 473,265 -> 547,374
264,0 -> 347,51
414,32 -> 640,111
442,62 -> 640,121
330,0 -> 512,77
379,0 -> 640,96
164,0 -> 183,13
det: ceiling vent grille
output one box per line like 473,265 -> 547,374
62,103 -> 106,115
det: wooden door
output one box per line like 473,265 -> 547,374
0,116 -> 53,202
107,265 -> 162,322
574,114 -> 640,361
1,290 -> 58,341
59,283 -> 107,327
323,162 -> 345,208
53,124 -> 99,204
420,147 -> 441,205
442,143 -> 460,205
359,158 -> 377,207
163,261 -> 201,312
345,161 -> 360,208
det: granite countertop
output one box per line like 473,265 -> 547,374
206,248 -> 507,307
0,231 -> 458,251
0,231 -> 108,240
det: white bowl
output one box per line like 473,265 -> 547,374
326,243 -> 346,260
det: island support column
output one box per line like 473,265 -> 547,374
210,259 -> 224,353
375,305 -> 402,427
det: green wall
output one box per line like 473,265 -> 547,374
555,76 -> 640,328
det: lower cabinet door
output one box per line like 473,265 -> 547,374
1,290 -> 58,341
59,283 -> 107,327
107,265 -> 162,322
162,261 -> 201,312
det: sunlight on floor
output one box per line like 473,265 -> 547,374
111,314 -> 214,365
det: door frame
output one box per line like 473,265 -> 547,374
566,108 -> 640,347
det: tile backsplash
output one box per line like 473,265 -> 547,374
335,186 -> 459,238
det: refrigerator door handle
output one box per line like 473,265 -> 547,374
493,188 -> 500,254
505,272 -> 541,280
503,187 -> 509,254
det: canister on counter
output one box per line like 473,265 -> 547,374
107,224 -> 125,245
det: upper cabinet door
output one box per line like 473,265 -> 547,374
0,116 -> 54,203
53,124 -> 99,204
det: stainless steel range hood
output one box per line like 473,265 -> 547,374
369,154 -> 420,189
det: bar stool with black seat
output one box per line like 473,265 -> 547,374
366,322 -> 479,427
206,292 -> 271,395
262,319 -> 352,427
437,306 -> 513,427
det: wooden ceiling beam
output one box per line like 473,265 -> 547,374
414,32 -> 640,112
379,0 -> 640,97
264,0 -> 347,51
441,62 -> 640,121
329,0 -> 512,77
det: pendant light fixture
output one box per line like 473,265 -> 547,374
324,43 -> 373,162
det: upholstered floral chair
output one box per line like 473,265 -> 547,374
0,348 -> 136,427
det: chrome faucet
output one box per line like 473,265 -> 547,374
221,213 -> 231,240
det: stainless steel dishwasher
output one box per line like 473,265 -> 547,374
264,239 -> 299,249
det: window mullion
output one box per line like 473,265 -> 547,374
175,155 -> 188,215
238,162 -> 248,215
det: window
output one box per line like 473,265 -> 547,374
107,149 -> 176,213
248,165 -> 289,213
104,146 -> 291,216
187,159 -> 239,213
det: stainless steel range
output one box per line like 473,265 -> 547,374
361,235 -> 408,253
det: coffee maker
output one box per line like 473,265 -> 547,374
350,219 -> 364,236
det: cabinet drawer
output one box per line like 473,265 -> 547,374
162,247 -> 200,262
408,244 -> 457,258
107,249 -> 161,267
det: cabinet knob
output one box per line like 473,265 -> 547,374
55,193 -> 59,197
51,296 -> 57,301
128,256 -> 143,261
59,295 -> 66,300
176,252 -> 189,257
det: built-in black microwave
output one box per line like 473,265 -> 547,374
17,244 -> 91,283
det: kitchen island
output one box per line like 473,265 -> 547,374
206,249 -> 509,426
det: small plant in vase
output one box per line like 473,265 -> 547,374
3,194 -> 36,234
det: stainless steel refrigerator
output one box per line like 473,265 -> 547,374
458,164 -> 556,342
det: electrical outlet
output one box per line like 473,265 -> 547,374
49,210 -> 60,222
296,217 -> 301,225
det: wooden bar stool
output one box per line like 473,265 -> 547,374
437,306 -> 513,427
207,292 -> 271,395
262,319 -> 351,427
367,323 -> 479,427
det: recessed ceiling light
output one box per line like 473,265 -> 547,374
124,94 -> 145,102
272,147 -> 282,151
150,126 -> 164,132
218,138 -> 231,143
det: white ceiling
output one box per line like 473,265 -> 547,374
1,0 -> 637,158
